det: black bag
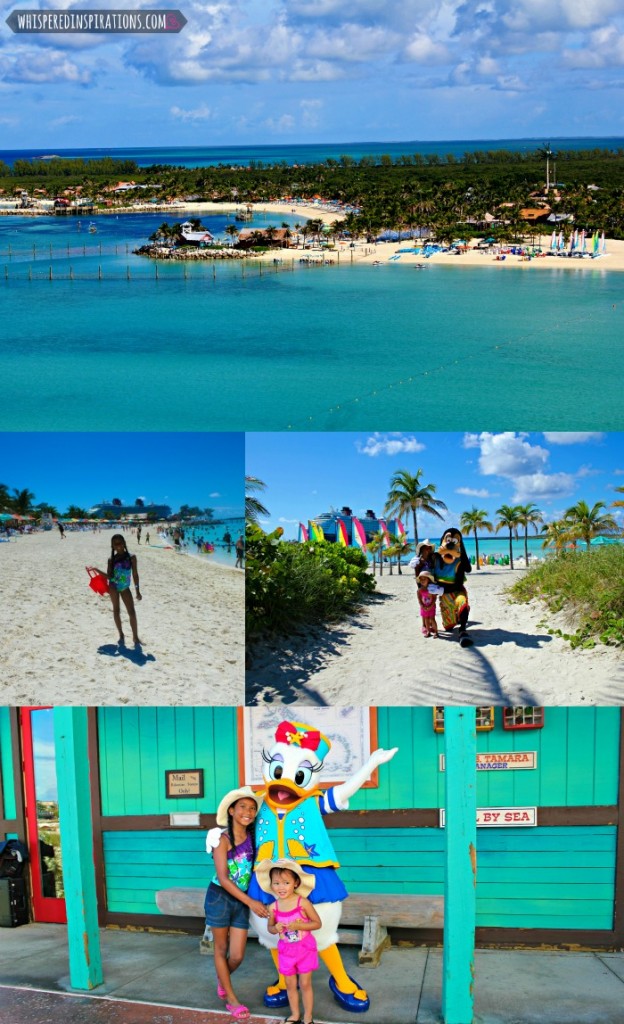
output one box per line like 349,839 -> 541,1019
0,840 -> 28,879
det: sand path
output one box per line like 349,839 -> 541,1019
246,567 -> 624,706
1,530 -> 244,705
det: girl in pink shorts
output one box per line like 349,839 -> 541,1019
262,858 -> 321,1024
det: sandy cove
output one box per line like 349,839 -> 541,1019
1,530 -> 244,705
246,566 -> 624,706
157,207 -> 624,271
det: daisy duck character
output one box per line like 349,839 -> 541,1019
247,720 -> 398,1013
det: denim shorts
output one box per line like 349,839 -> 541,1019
204,882 -> 250,930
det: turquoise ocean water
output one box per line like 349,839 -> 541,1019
2,136 -> 623,167
157,518 -> 244,567
1,210 -> 622,431
1,175 -> 623,431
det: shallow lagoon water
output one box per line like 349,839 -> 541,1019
1,217 -> 623,431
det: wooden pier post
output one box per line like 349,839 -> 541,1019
53,708 -> 103,991
442,706 -> 477,1024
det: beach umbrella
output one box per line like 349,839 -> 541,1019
0,513 -> 15,520
590,536 -> 621,546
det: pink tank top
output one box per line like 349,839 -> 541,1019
274,897 -> 314,946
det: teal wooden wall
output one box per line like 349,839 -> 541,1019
0,707 -> 17,821
103,824 -> 616,930
99,705 -> 620,930
97,706 -> 621,815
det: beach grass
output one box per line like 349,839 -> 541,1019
246,524 -> 376,639
508,546 -> 624,648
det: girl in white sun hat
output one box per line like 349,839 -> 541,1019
204,786 -> 270,1021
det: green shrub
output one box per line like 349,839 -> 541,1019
508,546 -> 624,648
246,523 -> 376,638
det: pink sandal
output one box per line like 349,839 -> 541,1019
226,1005 -> 250,1021
217,982 -> 227,999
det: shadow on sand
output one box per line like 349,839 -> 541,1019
97,643 -> 156,667
246,593 -> 394,706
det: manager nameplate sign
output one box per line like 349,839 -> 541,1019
439,751 -> 537,771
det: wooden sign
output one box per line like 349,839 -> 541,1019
439,806 -> 537,827
165,769 -> 204,799
439,751 -> 537,771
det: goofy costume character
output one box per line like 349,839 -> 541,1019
246,720 -> 398,1013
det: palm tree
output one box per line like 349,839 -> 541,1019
10,488 -> 36,515
393,535 -> 414,575
611,486 -> 624,509
459,507 -> 493,571
224,224 -> 239,247
564,500 -> 619,551
245,476 -> 269,524
540,519 -> 572,554
516,503 -> 544,566
384,469 -> 447,547
495,504 -> 522,569
66,505 -> 89,519
0,482 -> 11,510
368,531 -> 387,575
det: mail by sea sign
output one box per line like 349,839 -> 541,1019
439,751 -> 537,771
439,807 -> 538,827
165,769 -> 204,799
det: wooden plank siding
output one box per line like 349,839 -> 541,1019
102,823 -> 616,932
96,706 -> 621,816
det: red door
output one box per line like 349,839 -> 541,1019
21,708 -> 67,924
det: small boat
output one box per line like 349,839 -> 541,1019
88,222 -> 97,234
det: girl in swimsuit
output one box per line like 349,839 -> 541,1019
93,534 -> 142,646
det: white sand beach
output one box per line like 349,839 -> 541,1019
1,530 -> 244,705
246,567 -> 624,706
174,205 -> 624,271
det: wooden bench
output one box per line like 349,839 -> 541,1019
155,888 -> 444,967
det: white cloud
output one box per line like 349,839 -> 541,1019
455,487 -> 494,498
542,432 -> 605,444
263,113 -> 296,133
171,103 -> 212,122
463,432 -> 549,477
209,492 -> 221,498
403,33 -> 450,64
50,115 -> 81,128
279,517 -> 300,524
1,50 -> 92,84
511,472 -> 577,504
357,432 -> 427,457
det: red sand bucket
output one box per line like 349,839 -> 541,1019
86,566 -> 109,595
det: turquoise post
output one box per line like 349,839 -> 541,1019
442,706 -> 477,1024
54,707 -> 104,990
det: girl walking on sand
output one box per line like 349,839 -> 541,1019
91,534 -> 142,646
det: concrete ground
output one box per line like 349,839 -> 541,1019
0,924 -> 624,1024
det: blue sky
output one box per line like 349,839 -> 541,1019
1,432 -> 244,515
246,431 -> 624,540
1,1 -> 624,147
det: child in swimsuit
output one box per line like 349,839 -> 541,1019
91,534 -> 142,646
262,859 -> 321,1024
417,571 -> 439,638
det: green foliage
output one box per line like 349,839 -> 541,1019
509,546 -> 624,648
246,523 -> 376,638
